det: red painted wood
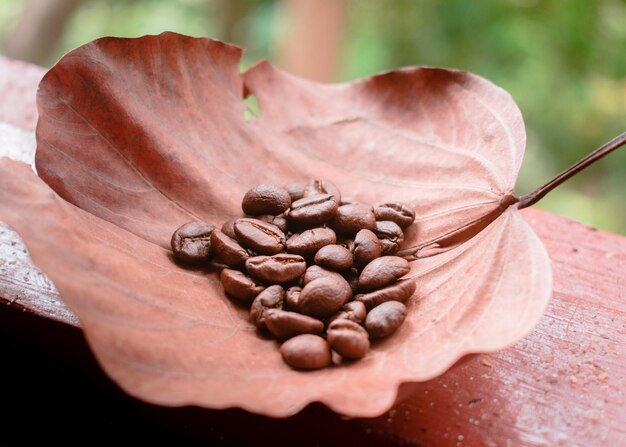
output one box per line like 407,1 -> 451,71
363,210 -> 626,446
0,221 -> 79,325
1,57 -> 624,446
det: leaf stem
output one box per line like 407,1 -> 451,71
517,131 -> 626,210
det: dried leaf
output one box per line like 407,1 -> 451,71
0,33 -> 551,417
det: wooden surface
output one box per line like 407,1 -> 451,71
1,56 -> 625,446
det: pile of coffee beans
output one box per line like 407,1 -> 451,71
170,180 -> 416,370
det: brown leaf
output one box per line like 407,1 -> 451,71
0,33 -> 551,417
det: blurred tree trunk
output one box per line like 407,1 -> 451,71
276,0 -> 348,82
3,0 -> 84,65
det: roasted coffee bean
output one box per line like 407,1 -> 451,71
245,254 -> 306,283
303,265 -> 345,285
359,256 -> 410,291
331,204 -> 376,235
257,213 -> 288,233
373,220 -> 404,255
374,202 -> 415,229
314,244 -> 353,271
339,197 -> 358,206
250,285 -> 284,329
342,268 -> 360,295
379,240 -> 400,256
302,179 -> 341,203
327,319 -> 370,360
169,180 -> 419,371
285,286 -> 302,310
280,334 -> 331,370
211,229 -> 249,269
293,275 -> 304,288
297,276 -> 352,319
286,182 -> 305,202
234,218 -> 286,255
337,237 -> 355,253
265,309 -> 324,340
220,219 -> 237,239
286,227 -> 336,257
220,268 -> 264,303
170,221 -> 215,264
241,184 -> 291,216
288,194 -> 338,227
353,229 -> 382,269
236,247 -> 258,259
327,300 -> 367,325
365,301 -> 407,338
207,260 -> 230,271
355,279 -> 416,310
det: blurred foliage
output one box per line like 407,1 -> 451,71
1,0 -> 625,233
342,0 -> 626,234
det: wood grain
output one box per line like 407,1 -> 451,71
0,55 -> 45,130
365,209 -> 626,446
1,56 -> 624,446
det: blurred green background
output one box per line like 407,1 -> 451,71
1,0 -> 625,233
